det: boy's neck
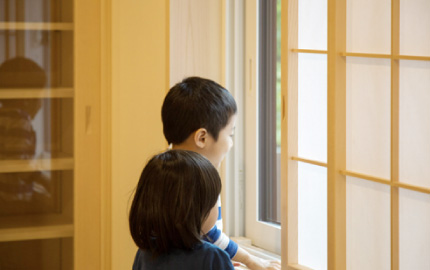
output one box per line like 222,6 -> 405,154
171,142 -> 218,169
171,142 -> 198,152
171,133 -> 200,152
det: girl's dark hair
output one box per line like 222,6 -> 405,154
162,76 -> 237,145
129,150 -> 221,257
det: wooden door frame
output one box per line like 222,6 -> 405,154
74,0 -> 108,268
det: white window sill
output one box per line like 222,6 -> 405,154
231,237 -> 281,269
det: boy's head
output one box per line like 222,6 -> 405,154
129,150 -> 221,257
161,77 -> 237,168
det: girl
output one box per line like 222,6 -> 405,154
129,150 -> 234,270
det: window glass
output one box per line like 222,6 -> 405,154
258,0 -> 281,224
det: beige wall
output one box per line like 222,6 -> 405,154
170,0 -> 223,86
110,1 -> 169,269
107,0 -> 223,268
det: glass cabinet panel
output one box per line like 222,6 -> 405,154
0,0 -> 74,269
0,238 -> 73,270
0,0 -> 73,22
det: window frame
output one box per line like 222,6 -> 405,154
258,0 -> 281,224
243,0 -> 281,254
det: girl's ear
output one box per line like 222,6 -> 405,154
193,128 -> 208,149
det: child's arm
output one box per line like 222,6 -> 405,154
232,247 -> 281,270
205,201 -> 281,269
204,225 -> 280,270
204,225 -> 239,257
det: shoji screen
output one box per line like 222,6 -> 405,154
285,0 -> 329,269
398,0 -> 430,268
282,0 -> 430,269
345,1 -> 391,269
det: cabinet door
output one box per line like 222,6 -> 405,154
0,0 -> 74,269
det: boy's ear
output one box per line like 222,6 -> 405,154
194,128 -> 208,149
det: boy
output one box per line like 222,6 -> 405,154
161,77 -> 281,270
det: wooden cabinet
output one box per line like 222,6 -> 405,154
0,0 -> 101,269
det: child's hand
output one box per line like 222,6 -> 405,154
232,247 -> 281,270
245,255 -> 281,270
232,261 -> 247,269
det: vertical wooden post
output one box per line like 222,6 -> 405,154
281,0 -> 299,268
101,0 -> 112,268
391,0 -> 400,269
327,0 -> 346,269
75,0 -> 102,268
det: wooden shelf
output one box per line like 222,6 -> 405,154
0,22 -> 73,31
0,88 -> 74,99
0,158 -> 74,173
0,224 -> 73,242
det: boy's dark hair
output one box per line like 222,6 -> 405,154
129,150 -> 221,257
162,77 -> 237,144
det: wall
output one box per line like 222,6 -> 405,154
170,0 -> 223,86
110,1 -> 169,269
106,0 -> 223,268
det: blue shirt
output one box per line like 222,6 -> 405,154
204,225 -> 238,259
133,242 -> 235,270
203,198 -> 238,259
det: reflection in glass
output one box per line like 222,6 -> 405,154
0,0 -> 73,22
0,57 -> 46,158
0,171 -> 62,216
0,238 -> 73,269
0,0 -> 74,268
0,30 -> 74,87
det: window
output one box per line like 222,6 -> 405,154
242,0 -> 281,254
258,0 -> 282,225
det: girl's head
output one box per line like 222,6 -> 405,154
129,150 -> 221,257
